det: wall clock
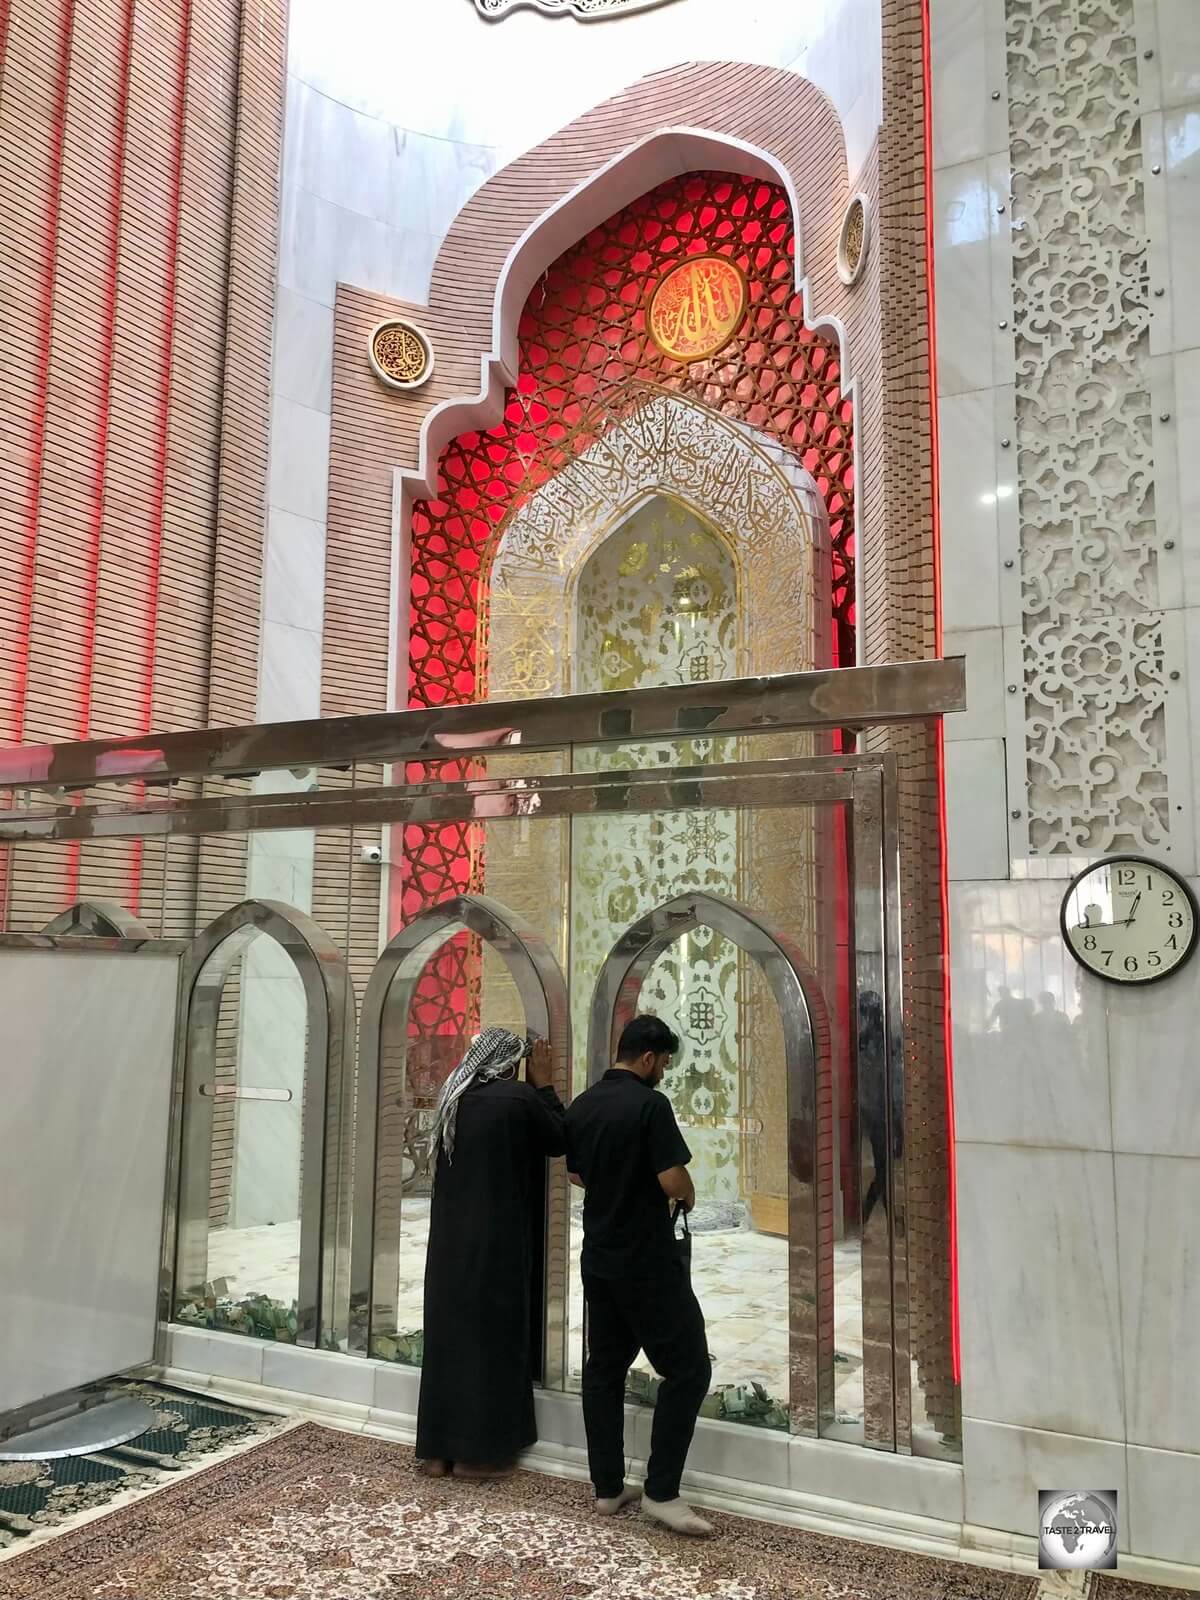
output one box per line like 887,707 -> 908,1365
1061,855 -> 1199,985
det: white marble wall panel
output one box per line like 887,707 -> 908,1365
1161,101 -> 1200,357
258,620 -> 322,725
962,1418 -> 1129,1547
279,185 -> 442,309
1176,349 -> 1200,606
246,818 -> 318,916
1127,1443 -> 1200,1566
386,128 -> 499,242
273,288 -> 334,414
944,629 -> 1005,744
1107,887 -> 1200,1157
1115,1152 -> 1200,1453
789,1435 -> 964,1523
930,0 -> 1013,882
945,740 -> 1009,880
956,1142 -> 1125,1440
265,510 -> 326,634
951,870 -> 1200,1547
930,0 -> 990,170
949,881 -> 1111,1151
1156,1 -> 1200,112
268,398 -> 331,526
932,161 -> 1003,399
937,390 -> 1002,631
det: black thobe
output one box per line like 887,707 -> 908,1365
415,1076 -> 566,1464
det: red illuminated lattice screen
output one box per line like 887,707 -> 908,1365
397,172 -> 856,1024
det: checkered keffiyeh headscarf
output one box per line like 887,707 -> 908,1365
431,1026 -> 529,1166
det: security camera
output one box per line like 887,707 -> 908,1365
360,844 -> 384,866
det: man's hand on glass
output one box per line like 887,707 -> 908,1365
526,1037 -> 554,1089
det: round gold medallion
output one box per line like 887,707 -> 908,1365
368,319 -> 434,390
647,254 -> 747,363
837,195 -> 870,286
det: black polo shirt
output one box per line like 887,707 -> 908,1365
565,1068 -> 692,1280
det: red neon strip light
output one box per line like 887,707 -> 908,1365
0,3 -> 13,102
921,0 -> 960,1386
129,0 -> 191,917
68,0 -> 137,906
0,0 -> 15,927
10,0 -> 76,748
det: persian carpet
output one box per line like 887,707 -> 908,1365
1095,1579 -> 1195,1598
0,1421 -> 1039,1599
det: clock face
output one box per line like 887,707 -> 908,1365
1062,857 -> 1199,985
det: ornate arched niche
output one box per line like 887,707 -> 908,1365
477,386 -> 836,1222
480,386 -> 831,699
387,169 -> 855,1104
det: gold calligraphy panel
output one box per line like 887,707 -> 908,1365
648,255 -> 748,363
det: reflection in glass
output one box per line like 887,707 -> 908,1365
176,934 -> 308,1344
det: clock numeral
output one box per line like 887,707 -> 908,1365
1163,890 -> 1176,906
1117,868 -> 1136,887
1167,934 -> 1179,951
1168,913 -> 1185,929
1124,955 -> 1139,974
1101,949 -> 1114,967
1082,934 -> 1097,952
1149,950 -> 1162,968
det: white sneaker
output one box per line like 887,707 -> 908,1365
641,1496 -> 714,1537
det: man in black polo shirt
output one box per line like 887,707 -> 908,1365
566,1014 -> 713,1537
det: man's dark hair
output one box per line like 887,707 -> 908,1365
615,1013 -> 680,1062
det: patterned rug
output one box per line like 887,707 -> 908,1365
0,1382 -> 285,1549
1095,1580 -> 1196,1598
1,1421 -> 1037,1599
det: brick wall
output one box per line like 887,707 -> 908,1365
0,0 -> 287,943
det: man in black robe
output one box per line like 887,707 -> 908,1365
415,1027 -> 566,1479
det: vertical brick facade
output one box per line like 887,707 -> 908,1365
0,0 -> 288,934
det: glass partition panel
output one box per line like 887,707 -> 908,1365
141,747 -> 930,1449
187,931 -> 309,1342
173,799 -> 355,1349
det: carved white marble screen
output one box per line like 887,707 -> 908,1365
0,950 -> 179,1413
1006,0 -> 1185,860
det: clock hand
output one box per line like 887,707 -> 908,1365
1123,893 -> 1141,927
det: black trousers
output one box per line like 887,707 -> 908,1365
581,1262 -> 711,1503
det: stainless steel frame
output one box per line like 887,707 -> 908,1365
40,899 -> 152,938
0,664 -> 960,1452
353,895 -> 572,1384
587,891 -> 835,1438
0,659 -> 964,797
170,899 -> 356,1349
0,757 -> 879,843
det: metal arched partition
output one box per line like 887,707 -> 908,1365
587,890 -> 834,1438
171,900 -> 356,1350
352,893 -> 570,1382
41,899 -> 152,939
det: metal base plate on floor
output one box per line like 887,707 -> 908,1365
0,1394 -> 160,1461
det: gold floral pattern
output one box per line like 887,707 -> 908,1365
572,499 -> 741,1197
